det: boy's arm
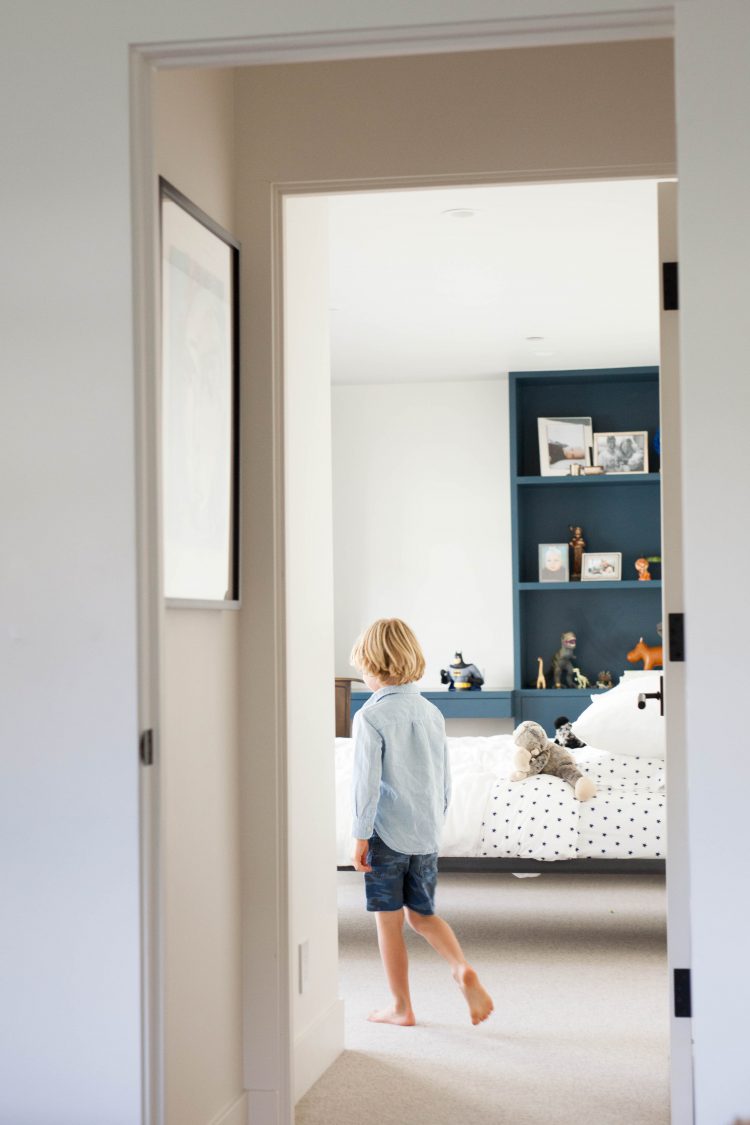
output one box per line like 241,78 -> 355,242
351,838 -> 372,872
443,732 -> 452,813
350,711 -> 383,845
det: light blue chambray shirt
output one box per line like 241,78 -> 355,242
351,684 -> 451,855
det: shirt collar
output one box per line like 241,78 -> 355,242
368,683 -> 420,704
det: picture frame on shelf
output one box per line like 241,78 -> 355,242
581,552 -> 622,581
538,543 -> 570,583
593,430 -> 649,474
160,178 -> 240,606
537,416 -> 593,476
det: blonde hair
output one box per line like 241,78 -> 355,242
350,618 -> 426,685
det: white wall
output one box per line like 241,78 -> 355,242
7,5 -> 746,1123
675,2 -> 750,1119
283,197 -> 345,1103
153,69 -> 245,1125
332,379 -> 513,697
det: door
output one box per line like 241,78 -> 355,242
658,180 -> 694,1124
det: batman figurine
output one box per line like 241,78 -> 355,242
440,652 -> 484,691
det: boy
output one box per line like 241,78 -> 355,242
350,618 -> 494,1027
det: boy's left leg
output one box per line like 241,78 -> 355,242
405,909 -> 493,1025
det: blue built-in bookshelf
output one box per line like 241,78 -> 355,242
510,367 -> 663,734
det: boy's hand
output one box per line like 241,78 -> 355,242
351,839 -> 372,872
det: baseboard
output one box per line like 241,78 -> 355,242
208,1090 -> 248,1125
294,997 -> 345,1103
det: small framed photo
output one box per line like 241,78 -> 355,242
581,552 -> 622,581
593,431 -> 648,474
537,416 -> 593,476
539,543 -> 570,583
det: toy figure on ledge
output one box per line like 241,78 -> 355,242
627,636 -> 664,671
596,670 -> 615,689
569,525 -> 586,581
551,630 -> 579,688
440,652 -> 484,691
511,720 -> 596,801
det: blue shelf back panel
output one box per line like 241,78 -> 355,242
519,584 -> 663,690
519,479 -> 661,582
512,367 -> 660,477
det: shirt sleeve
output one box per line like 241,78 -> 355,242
443,734 -> 452,814
351,711 -> 383,840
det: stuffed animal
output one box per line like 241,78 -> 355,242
511,720 -> 596,801
554,715 -> 586,750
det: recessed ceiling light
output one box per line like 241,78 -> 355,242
525,335 -> 545,341
441,208 -> 477,219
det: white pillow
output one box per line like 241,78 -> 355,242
571,671 -> 665,758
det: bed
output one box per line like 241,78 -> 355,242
335,671 -> 666,874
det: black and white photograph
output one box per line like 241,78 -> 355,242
581,551 -> 622,581
538,542 -> 570,582
537,416 -> 593,476
593,430 -> 648,474
160,178 -> 240,605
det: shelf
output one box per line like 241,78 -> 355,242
518,580 -> 661,591
514,687 -> 608,697
516,473 -> 661,486
351,689 -> 513,720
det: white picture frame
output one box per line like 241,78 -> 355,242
161,179 -> 240,606
581,551 -> 622,581
538,542 -> 570,582
537,416 -> 593,476
593,430 -> 649,474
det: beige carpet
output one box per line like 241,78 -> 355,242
296,870 -> 669,1125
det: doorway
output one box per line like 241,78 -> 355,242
289,177 -> 670,1124
138,38 -> 682,1125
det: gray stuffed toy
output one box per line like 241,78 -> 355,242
511,720 -> 596,802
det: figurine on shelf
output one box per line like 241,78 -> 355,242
626,637 -> 664,671
568,525 -> 586,581
551,630 -> 578,688
596,670 -> 615,689
440,652 -> 484,691
535,657 -> 546,690
635,555 -> 661,581
572,667 -> 590,689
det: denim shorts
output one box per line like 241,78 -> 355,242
364,832 -> 438,915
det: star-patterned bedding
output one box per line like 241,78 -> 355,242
335,735 -> 666,865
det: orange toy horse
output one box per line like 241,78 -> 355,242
627,637 -> 663,671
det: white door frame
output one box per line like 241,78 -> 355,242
130,14 -> 684,1125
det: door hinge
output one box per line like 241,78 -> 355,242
674,968 -> 692,1017
668,613 -> 685,662
663,262 -> 679,310
140,729 -> 154,766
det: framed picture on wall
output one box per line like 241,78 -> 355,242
593,431 -> 649,474
581,552 -> 622,581
160,178 -> 240,606
538,543 -> 570,582
537,416 -> 593,476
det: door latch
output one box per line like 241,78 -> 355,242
637,675 -> 664,717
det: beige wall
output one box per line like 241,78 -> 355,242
154,67 -> 245,1125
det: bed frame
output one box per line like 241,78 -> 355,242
339,858 -> 664,874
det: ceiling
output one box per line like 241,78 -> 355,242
327,179 -> 661,384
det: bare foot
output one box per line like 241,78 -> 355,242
367,1006 -> 416,1026
455,965 -> 494,1025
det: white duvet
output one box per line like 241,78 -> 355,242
335,735 -> 666,865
